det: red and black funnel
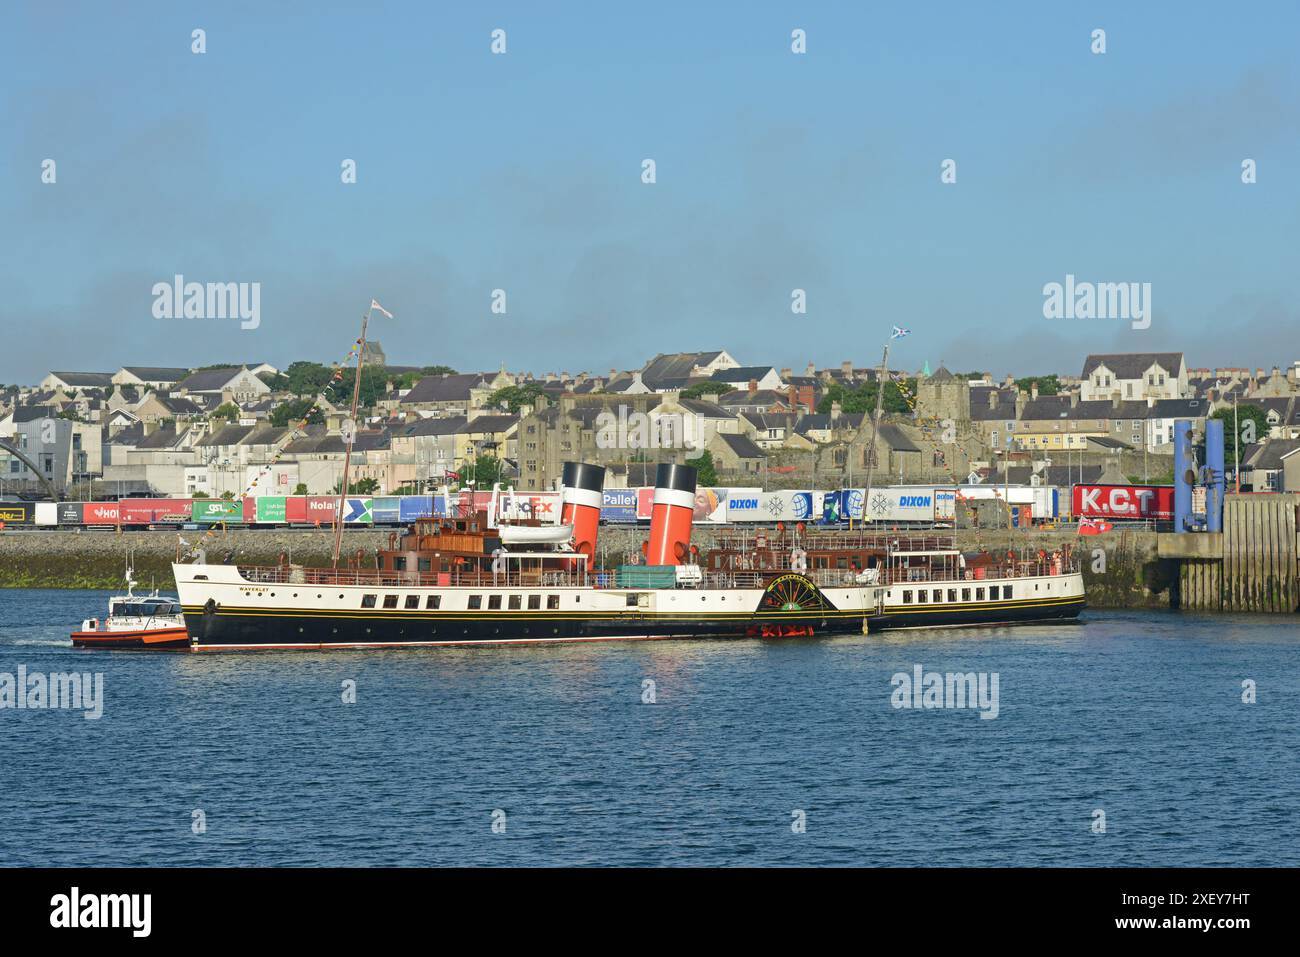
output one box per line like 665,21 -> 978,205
561,462 -> 606,564
646,463 -> 697,566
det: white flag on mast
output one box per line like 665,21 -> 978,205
370,299 -> 394,319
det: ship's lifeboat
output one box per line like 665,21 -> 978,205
498,523 -> 574,545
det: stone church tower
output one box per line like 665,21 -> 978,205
915,364 -> 969,425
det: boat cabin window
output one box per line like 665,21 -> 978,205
962,588 -> 971,601
976,588 -> 985,601
362,594 -> 377,608
528,595 -> 541,610
425,595 -> 441,610
393,557 -> 407,571
626,593 -> 638,607
547,595 -> 560,610
488,595 -> 502,610
947,589 -> 957,603
383,595 -> 399,609
405,595 -> 419,609
468,595 -> 482,610
418,558 -> 431,572
932,590 -> 942,603
902,590 -> 913,604
111,601 -> 180,617
1004,585 -> 1013,599
508,595 -> 522,610
917,590 -> 928,603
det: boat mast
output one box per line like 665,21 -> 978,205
861,343 -> 889,530
332,307 -> 371,567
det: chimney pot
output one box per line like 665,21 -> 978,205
841,360 -> 853,375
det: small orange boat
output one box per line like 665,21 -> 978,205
71,575 -> 191,650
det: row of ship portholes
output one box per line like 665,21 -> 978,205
290,625 -> 566,637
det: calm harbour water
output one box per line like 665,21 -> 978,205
1,588 -> 1297,867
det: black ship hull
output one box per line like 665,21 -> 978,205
869,594 -> 1086,630
182,594 -> 1084,649
182,606 -> 872,649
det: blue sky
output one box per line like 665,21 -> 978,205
2,1 -> 1298,384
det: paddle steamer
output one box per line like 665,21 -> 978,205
173,462 -> 1085,651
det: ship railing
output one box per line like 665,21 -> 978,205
236,565 -> 593,589
708,531 -> 960,553
875,560 -> 1080,586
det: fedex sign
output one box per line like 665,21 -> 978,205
1072,484 -> 1174,521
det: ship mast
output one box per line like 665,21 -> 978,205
332,307 -> 371,567
861,343 -> 889,528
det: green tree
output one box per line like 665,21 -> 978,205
284,361 -> 334,397
270,397 -> 325,428
329,365 -> 390,409
1014,374 -> 1060,396
816,378 -> 914,416
421,365 -> 457,376
466,455 -> 503,487
690,450 -> 719,487
210,402 -> 240,422
1210,404 -> 1270,464
486,383 -> 548,413
334,476 -> 380,494
680,381 -> 734,400
390,370 -> 424,391
292,483 -> 308,495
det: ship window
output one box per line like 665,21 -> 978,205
1004,585 -> 1013,599
488,595 -> 502,610
508,595 -> 522,610
917,590 -> 928,603
962,588 -> 970,601
425,595 -> 441,609
626,593 -> 638,607
383,595 -> 398,609
405,595 -> 419,609
393,557 -> 407,571
528,594 -> 541,610
932,590 -> 942,603
547,595 -> 560,610
902,590 -> 913,604
948,589 -> 957,603
989,586 -> 1000,600
976,587 -> 985,601
468,595 -> 482,610
418,558 -> 431,572
362,594 -> 377,608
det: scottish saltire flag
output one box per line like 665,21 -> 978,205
891,325 -> 911,339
